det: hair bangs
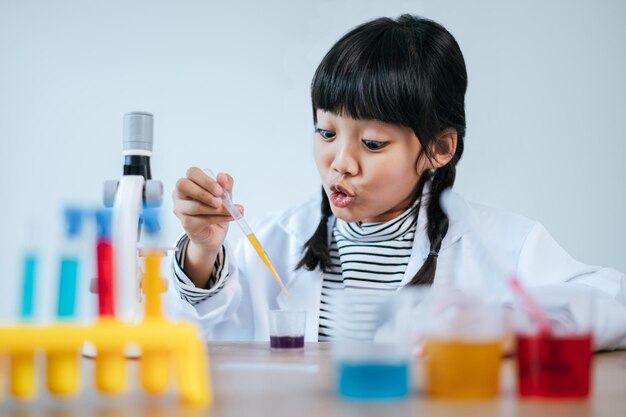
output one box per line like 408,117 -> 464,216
311,20 -> 420,130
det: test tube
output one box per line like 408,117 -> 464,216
20,250 -> 37,320
94,209 -> 127,394
138,207 -> 170,394
10,225 -> 40,398
95,210 -> 115,318
46,207 -> 83,396
56,208 -> 82,319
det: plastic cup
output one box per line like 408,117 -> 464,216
330,288 -> 426,400
268,310 -> 306,350
513,286 -> 594,397
334,341 -> 411,399
422,288 -> 503,398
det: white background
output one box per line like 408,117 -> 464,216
1,0 -> 624,320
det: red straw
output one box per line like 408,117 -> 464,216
509,276 -> 551,334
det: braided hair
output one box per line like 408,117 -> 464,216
297,15 -> 467,286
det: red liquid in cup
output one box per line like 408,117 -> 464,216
516,332 -> 592,397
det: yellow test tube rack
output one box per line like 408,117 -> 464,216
0,251 -> 212,407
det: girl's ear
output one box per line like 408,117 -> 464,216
428,128 -> 458,169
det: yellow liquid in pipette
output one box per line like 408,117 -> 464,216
246,233 -> 288,294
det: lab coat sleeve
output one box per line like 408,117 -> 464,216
517,222 -> 626,350
172,236 -> 230,304
166,238 -> 254,340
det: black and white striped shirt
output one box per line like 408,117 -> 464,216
172,234 -> 230,304
318,203 -> 419,341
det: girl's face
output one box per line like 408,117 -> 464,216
314,109 -> 427,223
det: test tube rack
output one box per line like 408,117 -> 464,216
0,252 -> 212,407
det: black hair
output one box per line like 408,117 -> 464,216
297,14 -> 467,286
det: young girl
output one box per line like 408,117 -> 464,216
169,15 -> 626,348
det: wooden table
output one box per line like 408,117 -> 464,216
2,342 -> 626,416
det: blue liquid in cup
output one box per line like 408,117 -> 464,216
336,361 -> 410,399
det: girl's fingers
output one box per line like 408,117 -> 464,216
217,173 -> 242,214
216,172 -> 234,195
176,208 -> 233,228
186,167 -> 225,197
174,168 -> 241,218
175,177 -> 222,208
175,199 -> 231,217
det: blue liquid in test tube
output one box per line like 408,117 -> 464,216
20,252 -> 38,320
57,258 -> 79,318
56,207 -> 82,319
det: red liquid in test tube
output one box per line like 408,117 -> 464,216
96,238 -> 115,316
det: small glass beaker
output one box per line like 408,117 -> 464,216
268,309 -> 306,350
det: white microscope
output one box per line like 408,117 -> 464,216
103,112 -> 163,323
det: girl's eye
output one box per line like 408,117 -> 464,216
316,128 -> 336,140
362,139 -> 388,150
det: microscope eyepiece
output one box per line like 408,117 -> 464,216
122,111 -> 153,179
123,111 -> 153,154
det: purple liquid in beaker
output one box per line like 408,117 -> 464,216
270,336 -> 305,350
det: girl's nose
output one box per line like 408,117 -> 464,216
330,139 -> 359,176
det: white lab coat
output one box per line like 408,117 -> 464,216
166,191 -> 626,350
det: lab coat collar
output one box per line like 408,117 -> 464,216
277,196 -> 321,246
440,189 -> 472,250
400,189 -> 470,284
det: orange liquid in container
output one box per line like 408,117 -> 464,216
425,338 -> 502,398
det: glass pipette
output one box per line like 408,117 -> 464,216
203,169 -> 288,294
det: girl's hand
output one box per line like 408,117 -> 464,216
172,167 -> 243,287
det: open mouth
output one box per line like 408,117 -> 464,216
329,184 -> 355,208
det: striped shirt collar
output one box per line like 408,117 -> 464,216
335,201 -> 420,243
